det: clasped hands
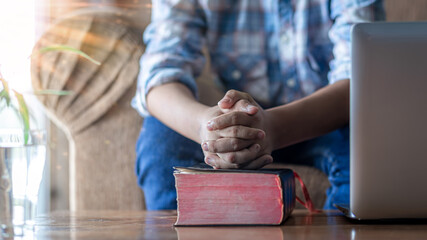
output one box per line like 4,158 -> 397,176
199,90 -> 273,169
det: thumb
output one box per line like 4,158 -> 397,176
218,90 -> 258,115
219,99 -> 258,115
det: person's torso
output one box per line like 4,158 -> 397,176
199,0 -> 334,107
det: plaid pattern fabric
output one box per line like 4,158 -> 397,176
133,0 -> 384,116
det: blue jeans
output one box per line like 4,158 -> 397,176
135,117 -> 349,210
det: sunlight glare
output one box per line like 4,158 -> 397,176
0,1 -> 36,92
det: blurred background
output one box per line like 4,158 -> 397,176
0,0 -> 151,214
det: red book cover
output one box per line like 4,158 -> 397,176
174,167 -> 295,226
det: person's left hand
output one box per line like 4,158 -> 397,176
202,90 -> 274,169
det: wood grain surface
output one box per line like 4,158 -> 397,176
25,210 -> 427,240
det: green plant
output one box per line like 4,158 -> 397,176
38,45 -> 101,65
0,45 -> 100,143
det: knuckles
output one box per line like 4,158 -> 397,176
231,138 -> 239,151
226,90 -> 238,99
210,142 -> 218,152
227,153 -> 236,163
230,113 -> 239,125
230,127 -> 239,136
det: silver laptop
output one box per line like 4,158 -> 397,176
343,22 -> 427,219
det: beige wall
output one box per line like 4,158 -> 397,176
385,0 -> 427,21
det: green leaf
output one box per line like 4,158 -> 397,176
0,78 -> 11,106
0,100 -> 6,112
33,89 -> 73,96
0,89 -> 7,101
12,90 -> 30,144
38,45 -> 101,65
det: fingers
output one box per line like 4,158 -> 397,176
204,153 -> 231,169
220,99 -> 258,115
206,112 -> 262,147
204,144 -> 261,169
218,90 -> 254,107
202,138 -> 253,153
218,90 -> 257,113
207,111 -> 258,130
240,154 -> 273,170
231,99 -> 258,114
214,125 -> 265,140
205,150 -> 273,170
218,144 -> 261,165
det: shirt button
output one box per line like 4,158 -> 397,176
287,78 -> 296,88
231,70 -> 241,80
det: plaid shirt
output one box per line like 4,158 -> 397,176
133,0 -> 384,117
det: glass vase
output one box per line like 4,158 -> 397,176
0,129 -> 47,238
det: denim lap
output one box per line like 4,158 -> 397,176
135,117 -> 204,210
136,117 -> 349,210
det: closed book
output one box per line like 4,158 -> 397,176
174,167 -> 296,226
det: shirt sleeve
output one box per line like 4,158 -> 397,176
132,0 -> 206,117
328,0 -> 385,84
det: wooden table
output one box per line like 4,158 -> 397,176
14,210 -> 427,239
